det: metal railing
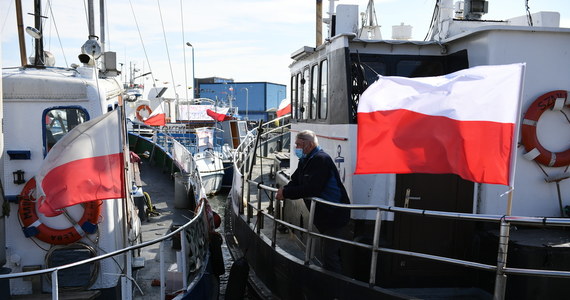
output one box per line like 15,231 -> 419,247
232,120 -> 570,300
0,201 -> 208,300
0,127 -> 211,300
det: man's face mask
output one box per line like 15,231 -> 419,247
295,139 -> 306,159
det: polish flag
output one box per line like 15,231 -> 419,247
355,63 -> 525,186
276,98 -> 291,117
144,102 -> 166,126
36,110 -> 125,216
206,109 -> 233,122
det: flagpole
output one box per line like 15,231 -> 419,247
493,63 -> 526,300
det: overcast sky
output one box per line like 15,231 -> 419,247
2,0 -> 570,97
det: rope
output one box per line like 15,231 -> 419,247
157,0 -> 178,97
128,0 -> 156,84
46,1 -> 68,67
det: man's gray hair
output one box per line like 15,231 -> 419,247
296,130 -> 319,146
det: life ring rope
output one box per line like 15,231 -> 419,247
18,177 -> 102,245
521,90 -> 570,167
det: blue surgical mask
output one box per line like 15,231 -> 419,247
294,148 -> 304,159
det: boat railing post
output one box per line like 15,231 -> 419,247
246,180 -> 252,224
239,153 -> 245,215
272,197 -> 281,248
304,198 -> 317,265
493,218 -> 511,300
160,240 -> 166,300
256,186 -> 263,233
181,227 -> 188,289
123,251 -> 133,300
51,269 -> 59,300
268,184 -> 274,215
246,160 -> 252,224
369,207 -> 382,287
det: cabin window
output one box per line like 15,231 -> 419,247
301,68 -> 310,120
43,107 -> 89,155
296,73 -> 302,119
319,60 -> 328,119
310,64 -> 319,119
396,60 -> 444,77
291,75 -> 298,119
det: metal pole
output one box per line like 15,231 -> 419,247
51,270 -> 59,300
33,0 -> 44,66
493,218 -> 510,300
369,208 -> 382,287
160,241 -> 166,300
186,43 -> 195,99
181,228 -> 188,288
493,190 -> 514,299
257,187 -> 262,233
99,0 -> 106,71
304,199 -> 317,265
87,0 -> 95,37
123,251 -> 132,300
272,198 -> 280,248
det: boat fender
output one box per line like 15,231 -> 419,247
225,257 -> 249,300
135,104 -> 152,121
18,177 -> 102,245
521,90 -> 570,167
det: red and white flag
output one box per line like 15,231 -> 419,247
277,98 -> 291,117
144,102 -> 166,126
36,110 -> 124,216
355,63 -> 525,186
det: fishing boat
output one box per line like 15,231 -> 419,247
129,94 -> 246,195
225,1 -> 570,299
0,1 -> 218,299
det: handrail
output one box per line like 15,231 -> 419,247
233,127 -> 570,299
244,181 -> 570,279
0,203 -> 205,280
0,201 -> 207,300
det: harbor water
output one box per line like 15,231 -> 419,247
208,190 -> 254,300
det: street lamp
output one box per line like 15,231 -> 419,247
186,42 -> 196,99
241,88 -> 249,120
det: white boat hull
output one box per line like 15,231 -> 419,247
194,150 -> 224,195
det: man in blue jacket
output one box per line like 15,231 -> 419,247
276,130 -> 350,273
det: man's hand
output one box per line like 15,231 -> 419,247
276,187 -> 284,200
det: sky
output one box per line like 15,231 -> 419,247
2,0 -> 570,99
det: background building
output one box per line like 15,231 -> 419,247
198,81 -> 286,122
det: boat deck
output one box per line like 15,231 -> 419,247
133,161 -> 197,299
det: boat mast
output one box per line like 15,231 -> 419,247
316,0 -> 322,46
14,0 -> 27,66
32,0 -> 45,67
99,0 -> 106,72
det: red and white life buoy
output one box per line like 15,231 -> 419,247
521,90 -> 570,167
18,177 -> 102,245
136,105 -> 152,121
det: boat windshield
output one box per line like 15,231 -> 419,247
43,107 -> 89,154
